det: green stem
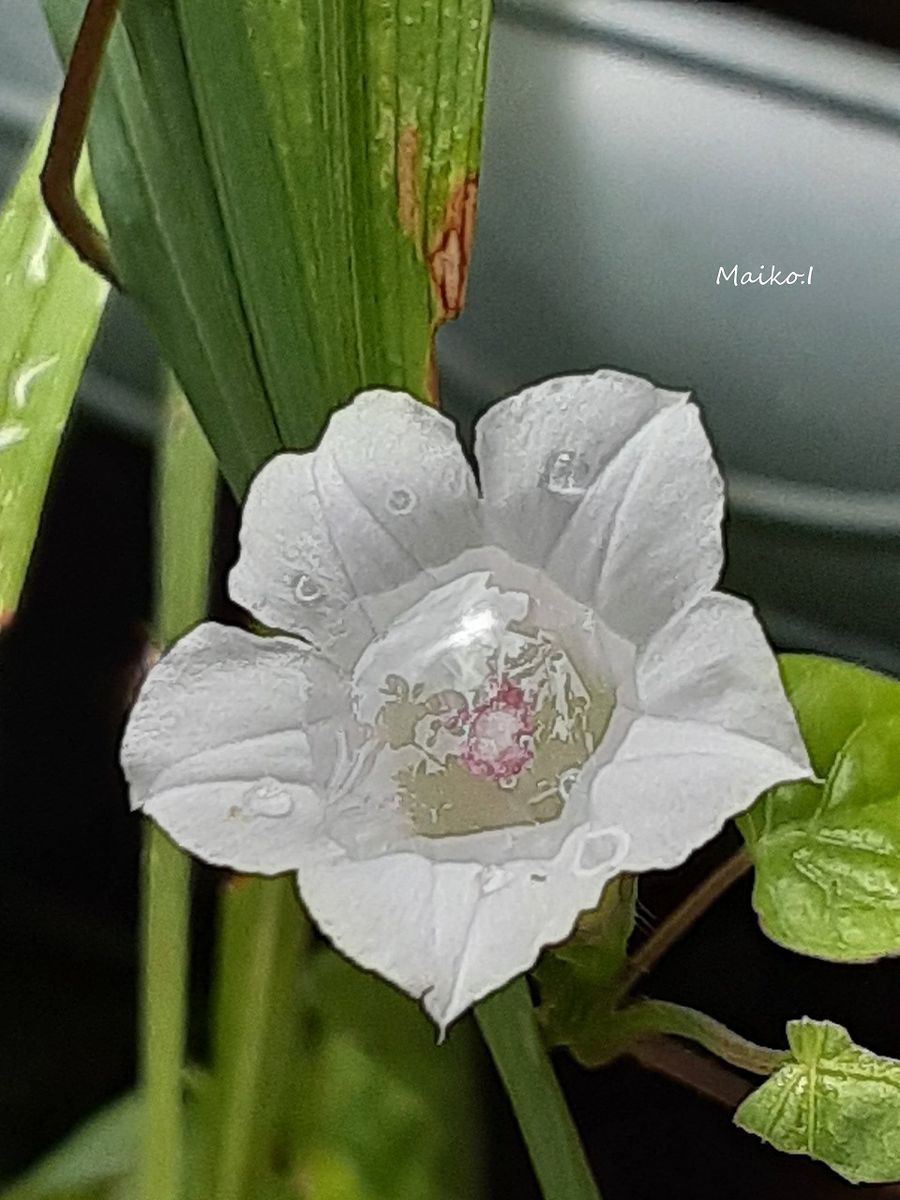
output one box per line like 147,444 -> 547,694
138,380 -> 217,1200
138,828 -> 191,1200
613,999 -> 787,1076
616,848 -> 751,1002
476,977 -> 603,1200
207,876 -> 302,1200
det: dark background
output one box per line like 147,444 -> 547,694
3,2 -> 900,1197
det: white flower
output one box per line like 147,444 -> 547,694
122,370 -> 810,1032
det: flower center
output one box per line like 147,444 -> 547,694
350,556 -> 618,839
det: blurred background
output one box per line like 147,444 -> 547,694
2,1 -> 900,1197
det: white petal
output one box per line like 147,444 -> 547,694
590,714 -> 810,873
637,592 -> 809,766
476,370 -> 724,644
121,623 -> 351,874
296,823 -> 627,1033
229,391 -> 480,654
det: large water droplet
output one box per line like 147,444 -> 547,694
480,865 -> 512,894
0,424 -> 28,450
574,827 -> 630,875
386,486 -> 417,515
26,219 -> 54,285
497,774 -> 518,791
293,573 -> 323,604
244,778 -> 294,818
10,355 -> 59,410
545,449 -> 590,498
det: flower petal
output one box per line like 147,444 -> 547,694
590,714 -> 810,873
476,369 -> 723,644
637,592 -> 809,765
229,391 -> 480,654
121,623 -> 351,874
296,824 -> 627,1033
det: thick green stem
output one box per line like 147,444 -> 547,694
138,381 -> 217,1200
476,977 -> 603,1200
614,999 -> 787,1077
138,829 -> 191,1200
207,876 -> 303,1200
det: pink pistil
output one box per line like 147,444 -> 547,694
461,678 -> 534,781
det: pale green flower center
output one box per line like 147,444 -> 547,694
351,562 -> 617,839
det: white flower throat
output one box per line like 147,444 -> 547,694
351,555 -> 617,839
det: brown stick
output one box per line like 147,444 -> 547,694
41,0 -> 119,285
616,847 -> 752,1001
628,1033 -> 754,1109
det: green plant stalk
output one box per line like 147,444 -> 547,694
206,876 -> 303,1200
138,381 -> 217,1200
476,978 -> 603,1200
613,999 -> 788,1076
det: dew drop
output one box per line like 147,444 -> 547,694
0,424 -> 28,450
26,218 -> 54,285
497,774 -> 518,791
386,486 -> 417,515
558,767 -> 581,798
244,777 -> 294,818
293,572 -> 323,603
545,449 -> 590,498
574,827 -> 630,876
10,355 -> 59,410
481,865 -> 512,894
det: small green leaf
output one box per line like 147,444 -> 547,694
740,656 -> 900,961
534,876 -> 636,1064
0,113 -> 108,621
735,1018 -> 900,1184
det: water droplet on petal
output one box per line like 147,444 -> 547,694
558,767 -> 581,798
545,449 -> 590,498
386,486 -> 417,515
480,864 -> 512,894
244,777 -> 294,818
293,573 -> 323,604
574,826 -> 630,876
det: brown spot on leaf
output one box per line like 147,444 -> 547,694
0,609 -> 14,634
397,126 -> 420,239
428,174 -> 478,322
424,174 -> 479,405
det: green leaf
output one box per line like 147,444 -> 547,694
534,876 -> 637,1065
775,654 -> 900,779
735,1018 -> 900,1184
41,0 -> 491,496
294,949 -> 485,1200
0,113 -> 108,621
739,656 -> 900,961
0,1093 -> 139,1200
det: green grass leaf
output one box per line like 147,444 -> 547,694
739,655 -> 900,961
736,1018 -> 900,1184
0,114 -> 108,622
294,949 -> 485,1200
41,0 -> 491,497
0,1092 -> 138,1200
